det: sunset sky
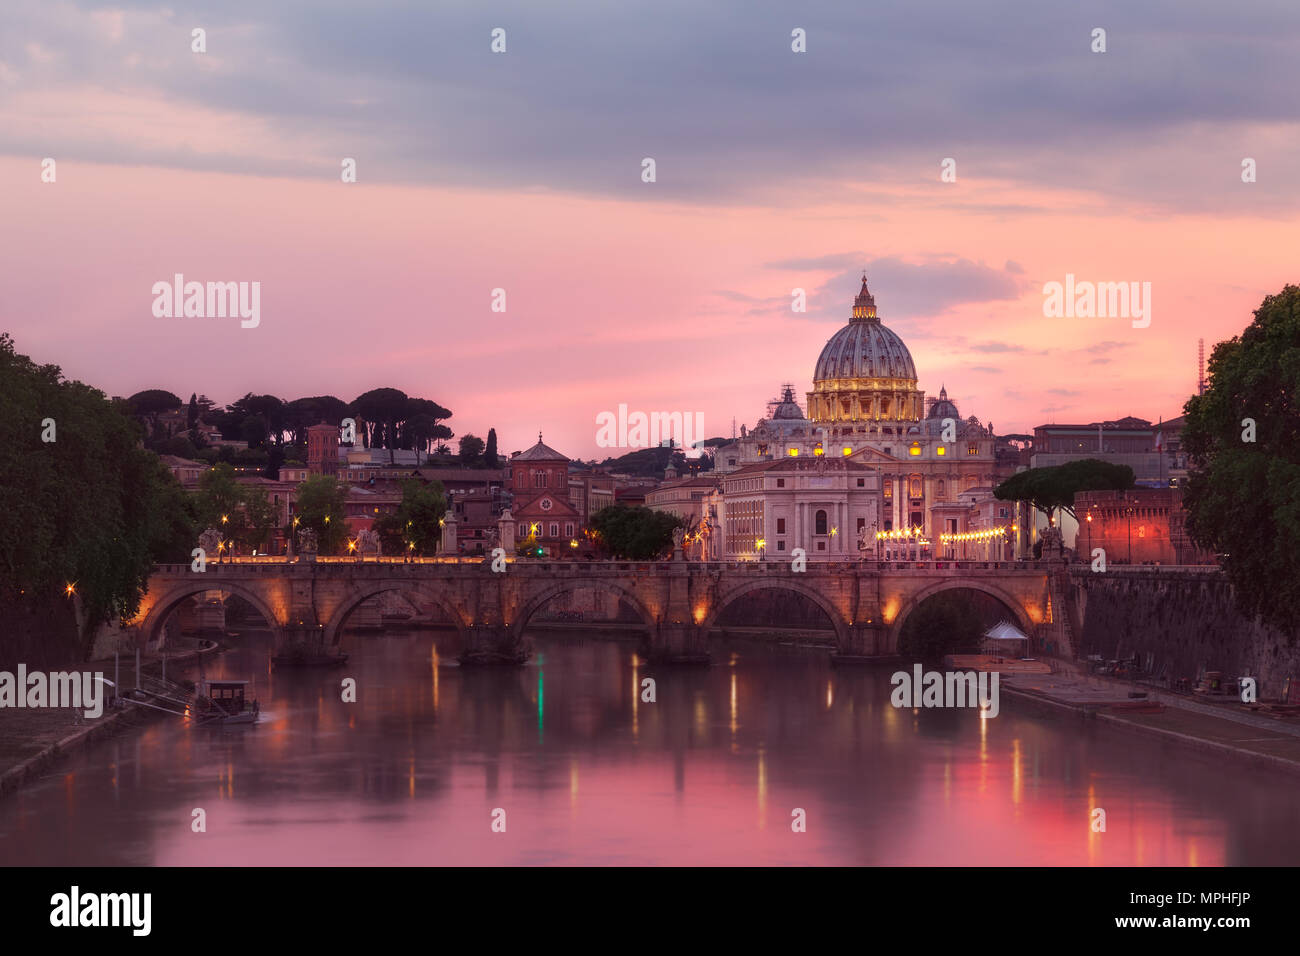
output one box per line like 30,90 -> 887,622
4,0 -> 1299,457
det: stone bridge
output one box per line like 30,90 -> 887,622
131,558 -> 1056,662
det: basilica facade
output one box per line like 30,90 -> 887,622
713,275 -> 1017,560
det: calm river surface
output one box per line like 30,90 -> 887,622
2,628 -> 1296,866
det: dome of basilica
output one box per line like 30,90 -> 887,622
806,275 -> 925,426
812,275 -> 917,384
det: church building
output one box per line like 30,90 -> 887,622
714,275 -> 1017,559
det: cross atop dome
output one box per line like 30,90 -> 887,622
851,272 -> 878,322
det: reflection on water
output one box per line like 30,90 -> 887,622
1,627 -> 1296,865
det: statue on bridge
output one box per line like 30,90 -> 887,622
356,528 -> 381,558
198,527 -> 222,558
671,525 -> 685,561
857,523 -> 876,559
297,527 -> 318,562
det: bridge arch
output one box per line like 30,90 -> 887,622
512,580 -> 656,636
887,579 -> 1036,655
702,578 -> 849,644
323,584 -> 469,647
138,582 -> 283,648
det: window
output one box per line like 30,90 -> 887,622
534,472 -> 546,487
857,478 -> 865,487
884,520 -> 893,531
909,443 -> 921,456
817,541 -> 826,551
968,444 -> 978,456
727,458 -> 737,466
936,445 -> 946,456
884,480 -> 893,499
910,512 -> 922,527
776,478 -> 785,488
565,523 -> 574,537
549,523 -> 559,537
518,523 -> 526,536
815,510 -> 828,535
857,517 -> 866,533
910,477 -> 922,498
777,518 -> 786,534
937,479 -> 945,497
777,541 -> 786,551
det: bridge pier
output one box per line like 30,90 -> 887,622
276,623 -> 327,654
646,623 -> 711,665
459,625 -> 531,665
831,623 -> 890,663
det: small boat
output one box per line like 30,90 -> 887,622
192,679 -> 260,726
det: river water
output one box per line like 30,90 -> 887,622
1,628 -> 1296,865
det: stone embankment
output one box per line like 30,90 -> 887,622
0,639 -> 220,796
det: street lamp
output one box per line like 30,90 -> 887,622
1085,511 -> 1093,561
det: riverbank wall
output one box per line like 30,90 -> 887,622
1064,566 -> 1300,698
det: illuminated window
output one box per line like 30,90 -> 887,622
967,444 -> 978,456
842,446 -> 852,456
814,445 -> 825,457
910,477 -> 922,498
936,445 -> 946,456
788,448 -> 799,457
884,480 -> 893,499
909,443 -> 921,456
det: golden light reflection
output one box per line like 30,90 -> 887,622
825,680 -> 833,710
431,645 -> 440,713
757,745 -> 767,830
409,754 -> 415,798
1011,738 -> 1022,808
570,759 -> 579,812
730,671 -> 738,741
1088,783 -> 1100,864
693,694 -> 707,738
631,654 -> 639,740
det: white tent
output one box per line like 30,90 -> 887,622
982,620 -> 1029,657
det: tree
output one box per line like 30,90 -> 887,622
0,336 -> 194,658
193,463 -> 249,548
375,478 -> 447,555
187,393 -> 199,432
294,475 -> 350,554
402,397 -> 453,455
1182,285 -> 1300,628
241,485 -> 278,554
126,389 -> 183,436
994,459 -> 1135,525
284,395 -> 350,446
484,428 -> 499,468
589,504 -> 682,559
458,433 -> 485,464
